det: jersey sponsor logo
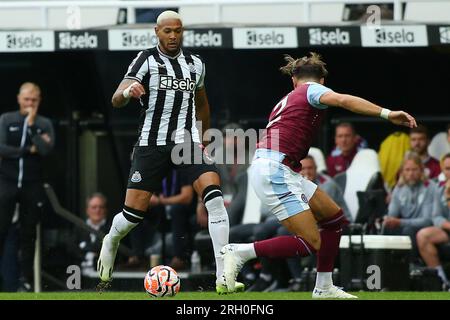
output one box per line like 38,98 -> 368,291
0,31 -> 54,52
159,75 -> 196,92
233,28 -> 297,49
131,171 -> 142,183
58,32 -> 98,49
361,25 -> 428,47
308,28 -> 350,45
108,29 -> 158,50
440,27 -> 450,43
8,126 -> 20,132
183,30 -> 223,47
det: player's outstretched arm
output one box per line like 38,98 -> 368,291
111,79 -> 145,108
320,91 -> 417,128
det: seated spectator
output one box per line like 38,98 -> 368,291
409,125 -> 441,179
416,153 -> 450,288
77,193 -> 111,272
383,152 -> 435,258
326,122 -> 365,177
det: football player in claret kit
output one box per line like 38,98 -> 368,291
221,52 -> 417,298
97,10 -> 244,294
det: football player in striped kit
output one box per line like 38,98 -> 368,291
97,11 -> 243,294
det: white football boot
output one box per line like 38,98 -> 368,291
97,234 -> 119,287
312,285 -> 358,299
221,244 -> 246,292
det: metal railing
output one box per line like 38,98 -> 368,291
0,0 -> 448,28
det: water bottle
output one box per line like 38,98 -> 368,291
191,250 -> 201,273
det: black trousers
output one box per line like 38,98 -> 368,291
0,178 -> 45,284
170,202 -> 197,262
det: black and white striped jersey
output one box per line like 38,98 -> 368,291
124,45 -> 205,146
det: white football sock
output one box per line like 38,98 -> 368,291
435,265 -> 449,285
108,210 -> 141,244
234,243 -> 257,261
315,272 -> 333,290
204,196 -> 229,280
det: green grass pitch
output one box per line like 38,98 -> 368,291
0,291 -> 449,300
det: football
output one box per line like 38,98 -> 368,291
144,265 -> 181,297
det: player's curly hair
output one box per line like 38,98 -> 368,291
280,52 -> 328,80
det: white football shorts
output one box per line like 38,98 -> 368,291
249,148 -> 318,221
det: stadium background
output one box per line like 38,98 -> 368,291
0,0 -> 449,295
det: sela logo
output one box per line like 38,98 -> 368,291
375,28 -> 415,44
183,30 -> 222,47
247,30 -> 285,46
440,27 -> 450,44
6,33 -> 42,49
159,75 -> 196,92
121,31 -> 158,48
309,28 -> 350,45
59,32 -> 98,49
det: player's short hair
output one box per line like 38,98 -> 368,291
410,124 -> 429,138
335,122 -> 356,135
302,155 -> 316,165
280,52 -> 328,80
86,192 -> 107,208
19,82 -> 41,96
156,10 -> 183,26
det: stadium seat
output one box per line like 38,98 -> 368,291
428,132 -> 450,163
333,149 -> 382,222
308,147 -> 327,173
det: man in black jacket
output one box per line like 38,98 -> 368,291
0,82 -> 54,291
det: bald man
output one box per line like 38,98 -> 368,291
97,11 -> 244,294
0,82 -> 54,291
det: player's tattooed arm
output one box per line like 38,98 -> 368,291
195,87 -> 211,145
320,91 -> 417,128
111,79 -> 145,108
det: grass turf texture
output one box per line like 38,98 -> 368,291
0,292 -> 449,300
